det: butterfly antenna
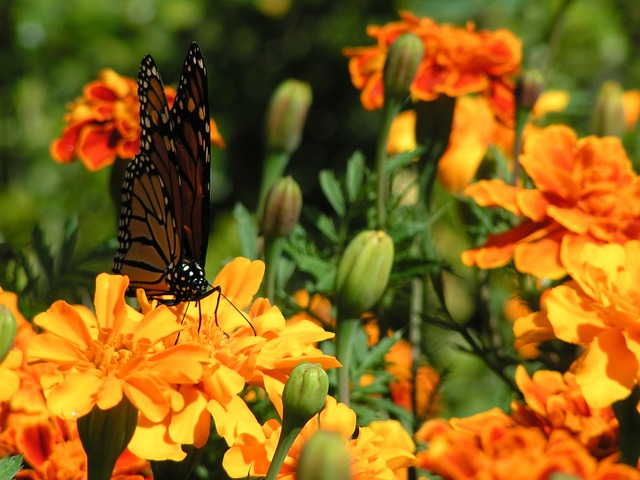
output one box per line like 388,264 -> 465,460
215,290 -> 257,337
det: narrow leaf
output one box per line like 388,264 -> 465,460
345,151 -> 365,202
233,202 -> 257,260
319,170 -> 345,217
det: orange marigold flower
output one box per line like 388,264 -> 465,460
415,409 -> 639,479
220,395 -> 415,479
344,11 -> 521,123
288,290 -> 335,329
51,69 -> 225,171
385,339 -> 440,420
129,258 -> 340,460
514,240 -> 640,410
462,125 -> 640,279
511,365 -> 618,458
623,90 -> 640,130
27,273 -> 210,424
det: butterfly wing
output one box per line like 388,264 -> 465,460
170,43 -> 211,266
113,54 -> 183,297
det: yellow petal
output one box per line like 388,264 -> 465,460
128,418 -> 186,461
46,371 -> 103,419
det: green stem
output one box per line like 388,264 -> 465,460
335,317 -> 360,406
374,98 -> 402,230
265,424 -> 302,480
258,151 -> 290,215
263,236 -> 285,302
512,108 -> 530,186
613,387 -> 640,466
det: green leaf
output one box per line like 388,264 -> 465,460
316,214 -> 339,243
0,454 -> 23,480
319,170 -> 345,217
360,333 -> 401,371
345,151 -> 365,202
385,146 -> 425,174
288,253 -> 335,291
232,202 -> 257,260
31,224 -> 54,282
60,216 -> 79,271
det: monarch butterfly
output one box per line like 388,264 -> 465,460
113,43 -> 217,306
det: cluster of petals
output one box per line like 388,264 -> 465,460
514,240 -> 640,411
129,258 -> 341,460
415,408 -> 637,479
218,395 -> 416,479
462,125 -> 640,279
0,288 -> 151,479
50,69 -> 225,171
343,11 -> 521,123
510,365 -> 618,458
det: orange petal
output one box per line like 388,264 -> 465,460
94,273 -> 130,333
213,258 -> 265,309
33,301 -> 93,350
513,311 -> 555,347
464,179 -> 523,216
28,333 -> 89,364
513,230 -> 565,279
124,376 -> 170,422
128,418 -> 186,462
574,328 -> 638,408
546,283 -> 606,344
169,385 -> 210,446
46,371 -> 103,419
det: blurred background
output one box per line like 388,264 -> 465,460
2,0 -> 640,414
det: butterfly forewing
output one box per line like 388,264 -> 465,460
171,43 -> 211,265
113,43 -> 213,304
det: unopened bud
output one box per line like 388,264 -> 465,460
0,307 -> 17,364
383,34 -> 424,103
592,81 -> 625,137
266,79 -> 312,154
77,396 -> 138,479
282,362 -> 329,429
335,230 -> 394,318
261,176 -> 302,237
297,431 -> 351,480
515,70 -> 544,111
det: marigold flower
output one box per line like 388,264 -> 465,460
514,241 -> 640,411
385,339 -> 440,420
129,258 -> 340,460
511,365 -> 618,458
51,69 -> 225,171
462,125 -> 640,279
288,290 -> 335,329
220,395 -> 415,479
623,90 -> 640,130
415,409 -> 639,479
344,11 -> 521,123
28,273 -> 210,424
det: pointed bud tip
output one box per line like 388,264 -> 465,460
260,176 -> 303,237
266,79 -> 313,154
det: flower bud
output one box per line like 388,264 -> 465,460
261,176 -> 302,237
266,79 -> 312,154
383,34 -> 424,103
0,306 -> 17,364
77,396 -> 138,480
515,69 -> 544,111
592,81 -> 625,137
335,230 -> 394,318
297,431 -> 351,480
282,362 -> 329,429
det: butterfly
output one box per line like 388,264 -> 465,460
113,43 -> 217,307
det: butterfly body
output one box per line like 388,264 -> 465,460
113,43 -> 213,305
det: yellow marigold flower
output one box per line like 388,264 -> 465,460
51,68 -> 225,171
130,258 -> 340,460
511,365 -> 618,458
515,240 -> 640,410
344,11 -> 521,123
28,273 -> 210,423
415,409 -> 639,479
220,395 -> 415,479
462,125 -> 640,279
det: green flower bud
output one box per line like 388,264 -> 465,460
282,362 -> 329,429
77,396 -> 138,480
0,306 -> 18,364
383,34 -> 424,104
592,81 -> 625,137
261,176 -> 302,237
335,230 -> 394,318
297,431 -> 351,480
266,79 -> 312,154
515,69 -> 544,112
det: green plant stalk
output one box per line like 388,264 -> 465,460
264,421 -> 303,480
512,108 -> 530,186
335,317 -> 360,406
374,97 -> 402,230
613,387 -> 640,466
258,151 -> 291,216
263,235 -> 285,302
